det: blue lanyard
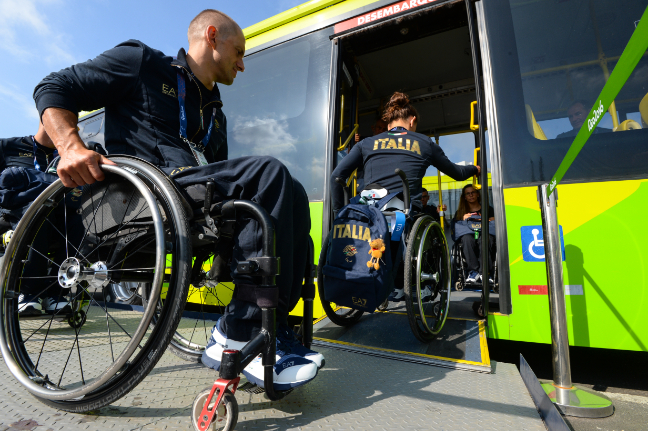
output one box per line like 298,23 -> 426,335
177,70 -> 216,153
31,136 -> 57,171
389,126 -> 408,132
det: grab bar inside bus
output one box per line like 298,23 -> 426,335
473,147 -> 481,190
470,101 -> 479,131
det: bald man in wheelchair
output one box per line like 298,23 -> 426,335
33,9 -> 322,391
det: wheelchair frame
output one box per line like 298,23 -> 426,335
0,156 -> 315,426
451,230 -> 499,294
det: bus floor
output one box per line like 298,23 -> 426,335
312,289 -> 495,373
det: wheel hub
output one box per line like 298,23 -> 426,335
58,258 -> 110,288
58,258 -> 82,288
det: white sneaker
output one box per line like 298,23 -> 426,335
466,271 -> 478,283
421,286 -> 433,302
42,297 -> 72,314
388,288 -> 405,302
201,319 -> 248,371
242,349 -> 318,391
18,294 -> 43,316
202,319 -> 318,391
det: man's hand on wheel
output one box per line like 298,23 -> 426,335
41,107 -> 117,188
57,143 -> 116,188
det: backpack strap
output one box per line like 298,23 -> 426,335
375,191 -> 401,210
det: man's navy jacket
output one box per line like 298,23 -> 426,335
0,136 -> 56,172
331,129 -> 478,211
33,40 -> 228,169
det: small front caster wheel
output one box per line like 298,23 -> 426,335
192,387 -> 238,431
67,310 -> 86,329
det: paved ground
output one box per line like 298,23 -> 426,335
0,346 -> 544,431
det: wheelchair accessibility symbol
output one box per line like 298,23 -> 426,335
520,225 -> 565,262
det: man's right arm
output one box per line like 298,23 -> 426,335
33,41 -> 145,187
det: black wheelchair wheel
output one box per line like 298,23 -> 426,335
403,216 -> 451,342
317,233 -> 364,327
0,157 -> 191,412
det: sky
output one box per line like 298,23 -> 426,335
0,0 -> 305,138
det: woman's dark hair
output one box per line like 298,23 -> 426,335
381,92 -> 420,125
455,184 -> 480,221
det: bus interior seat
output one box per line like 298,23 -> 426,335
613,119 -> 642,132
525,105 -> 548,140
640,92 -> 648,128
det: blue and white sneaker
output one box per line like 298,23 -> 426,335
242,331 -> 318,391
202,319 -> 319,391
18,294 -> 43,316
201,318 -> 247,371
276,324 -> 325,369
43,297 -> 72,314
466,271 -> 479,283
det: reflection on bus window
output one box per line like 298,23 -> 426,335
483,0 -> 648,186
219,29 -> 333,201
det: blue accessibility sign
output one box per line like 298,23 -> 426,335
521,225 -> 565,262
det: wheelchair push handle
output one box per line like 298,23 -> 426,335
335,176 -> 350,206
394,169 -> 410,214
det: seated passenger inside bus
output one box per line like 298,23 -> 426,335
453,184 -> 495,284
330,91 -> 479,213
421,187 -> 446,223
556,100 -> 612,139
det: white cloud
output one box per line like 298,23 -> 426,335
232,116 -> 298,167
0,0 -> 77,66
0,84 -> 40,121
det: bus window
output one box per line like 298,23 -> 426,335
219,28 -> 333,201
482,0 -> 648,186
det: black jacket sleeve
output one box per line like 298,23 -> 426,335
330,143 -> 364,211
428,141 -> 478,181
33,41 -> 144,119
214,114 -> 228,162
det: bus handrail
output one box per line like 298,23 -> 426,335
337,123 -> 359,151
470,101 -> 479,131
473,147 -> 481,190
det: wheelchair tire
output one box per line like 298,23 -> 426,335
192,386 -> 238,431
317,233 -> 364,327
0,157 -> 191,412
403,216 -> 451,342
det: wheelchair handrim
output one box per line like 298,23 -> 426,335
0,165 -> 166,401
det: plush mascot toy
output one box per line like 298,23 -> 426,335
367,238 -> 386,270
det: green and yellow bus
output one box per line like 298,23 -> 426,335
78,0 -> 648,354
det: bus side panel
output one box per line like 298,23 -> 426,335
290,202 -> 326,319
488,180 -> 648,352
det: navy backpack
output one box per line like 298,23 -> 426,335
322,199 -> 402,312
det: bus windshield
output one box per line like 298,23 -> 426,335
219,28 -> 333,201
483,0 -> 648,187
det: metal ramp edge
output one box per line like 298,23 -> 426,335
312,337 -> 491,372
312,313 -> 492,373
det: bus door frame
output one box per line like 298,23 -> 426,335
471,0 -> 513,315
323,38 -> 340,243
466,0 -> 492,318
